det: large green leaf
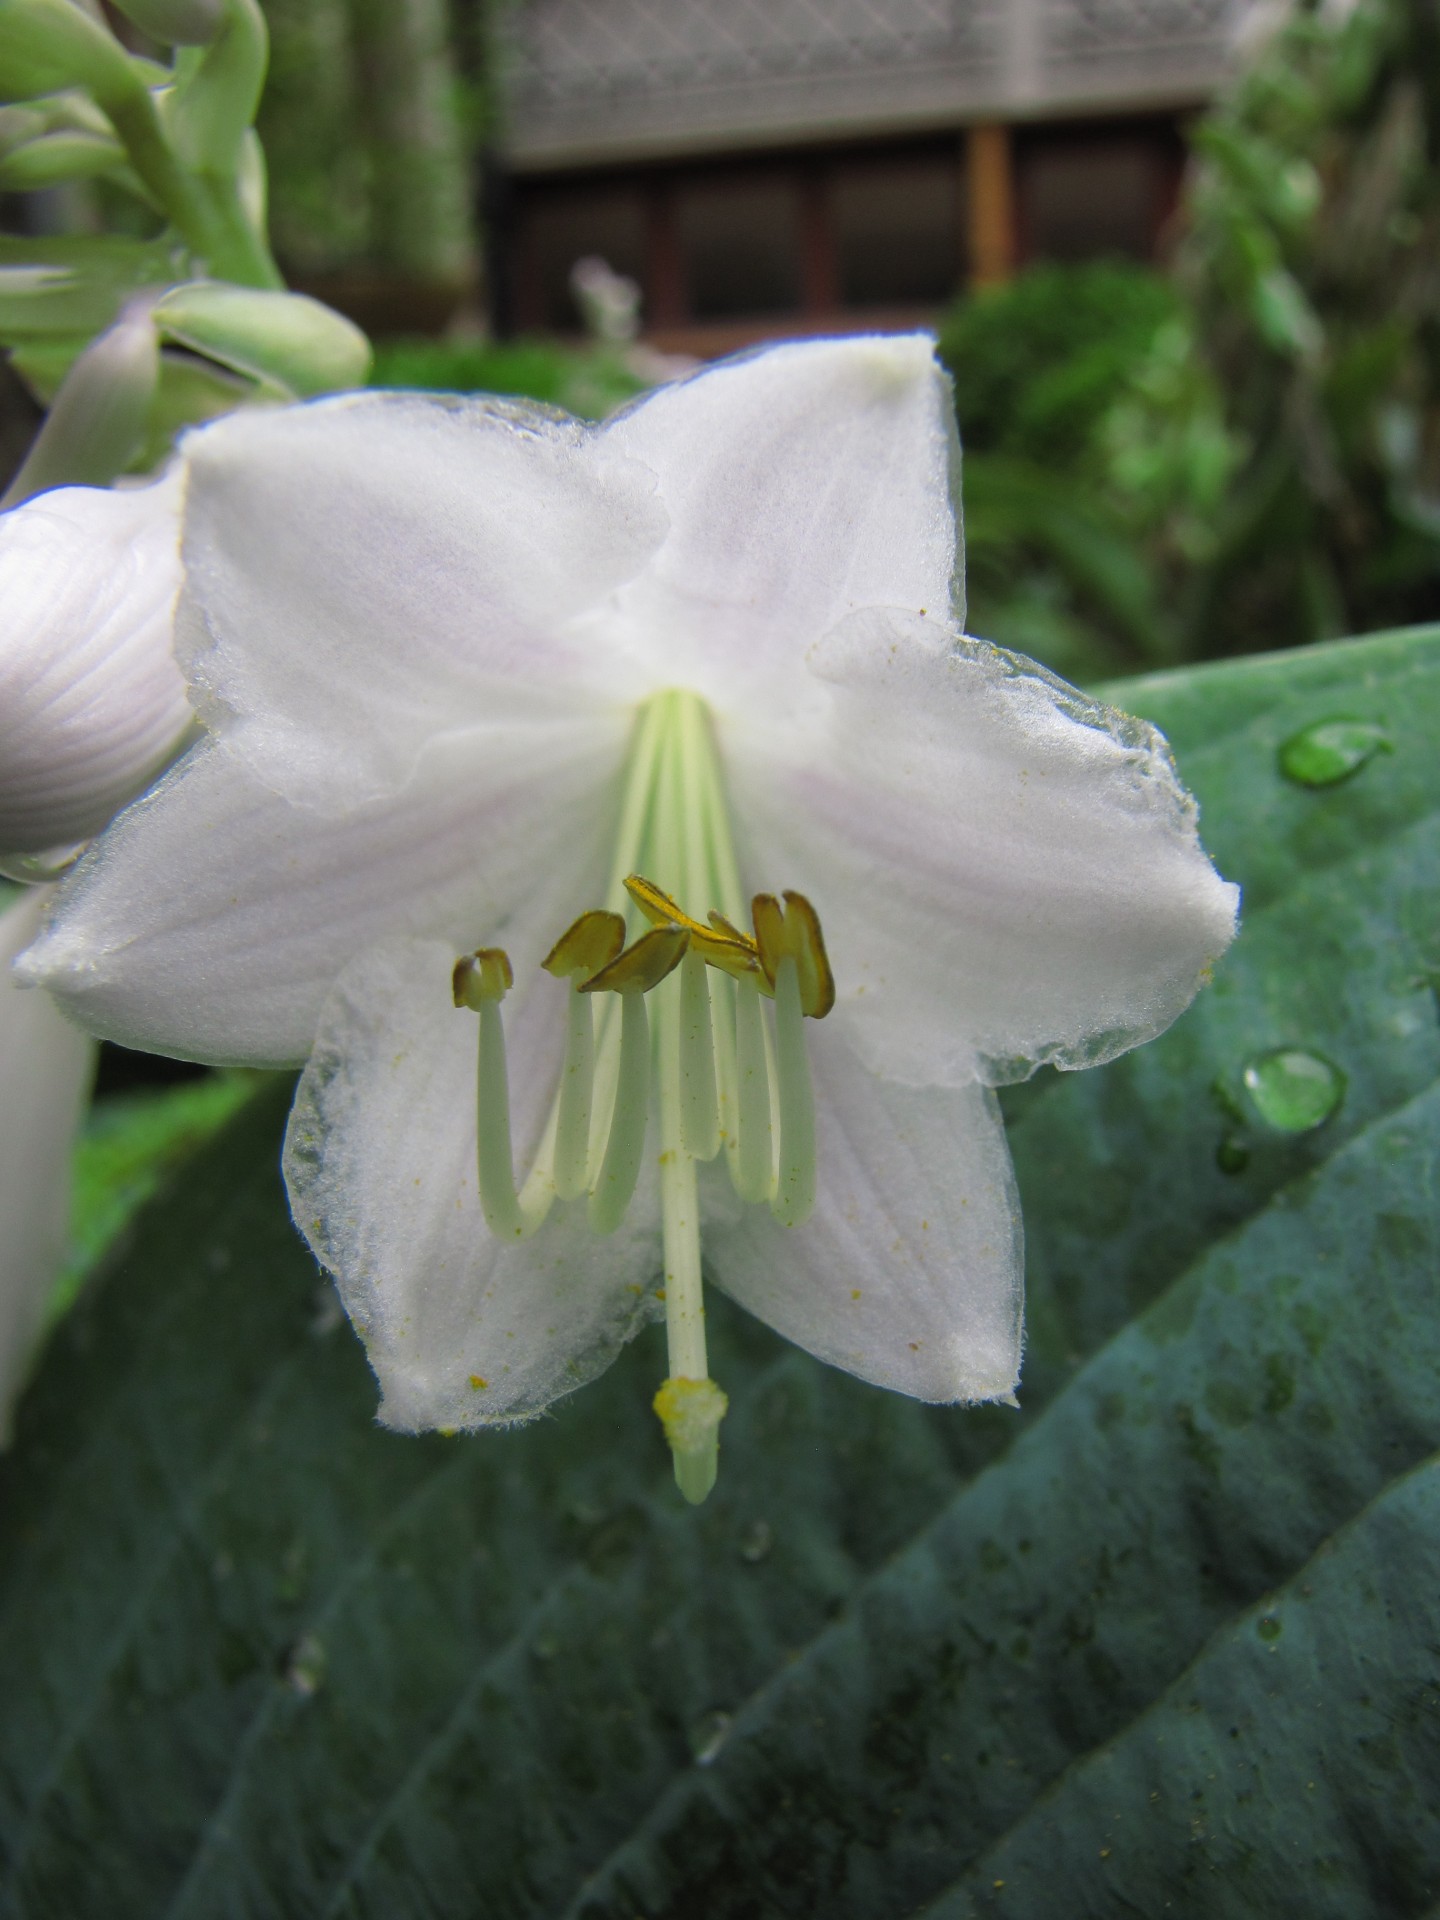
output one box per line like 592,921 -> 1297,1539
1,628 -> 1436,1918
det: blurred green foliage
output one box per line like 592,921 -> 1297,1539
939,0 -> 1440,683
370,333 -> 647,420
257,0 -> 486,284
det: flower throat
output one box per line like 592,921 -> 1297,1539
452,690 -> 832,1504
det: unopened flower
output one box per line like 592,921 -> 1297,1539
0,468 -> 189,875
18,337 -> 1237,1498
0,885 -> 93,1443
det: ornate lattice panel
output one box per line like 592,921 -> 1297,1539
504,0 -> 1248,166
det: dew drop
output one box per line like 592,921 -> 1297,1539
285,1633 -> 326,1697
1241,1049 -> 1345,1132
1278,719 -> 1390,787
1256,1614 -> 1283,1643
688,1708 -> 733,1766
738,1519 -> 774,1564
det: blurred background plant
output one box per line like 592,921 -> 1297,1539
5,0 -> 1436,684
0,0 -> 371,506
944,0 -> 1440,680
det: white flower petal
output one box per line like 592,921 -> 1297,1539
728,610 -> 1238,1088
283,939 -> 662,1429
703,1021 -> 1023,1402
1,886 -> 94,1446
176,391 -> 668,808
0,472 -> 190,859
601,334 -> 961,708
18,708 -> 628,1067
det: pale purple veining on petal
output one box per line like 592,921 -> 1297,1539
0,470 -> 190,858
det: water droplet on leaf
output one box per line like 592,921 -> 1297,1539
1242,1049 -> 1345,1132
1257,1614 -> 1283,1642
1279,719 -> 1390,787
688,1708 -> 733,1766
738,1519 -> 773,1563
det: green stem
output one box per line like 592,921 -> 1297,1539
101,71 -> 280,285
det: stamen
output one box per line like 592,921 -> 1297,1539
679,949 -> 722,1161
751,890 -> 836,1019
453,948 -> 553,1241
583,921 -> 688,1234
731,971 -> 774,1204
543,911 -> 624,1202
626,874 -> 760,983
770,955 -> 817,1227
580,922 -> 689,996
586,990 -> 651,1234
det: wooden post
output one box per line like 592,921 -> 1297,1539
799,167 -> 838,318
967,121 -> 1017,289
645,179 -> 686,328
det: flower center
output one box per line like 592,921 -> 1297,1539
451,689 -> 833,1504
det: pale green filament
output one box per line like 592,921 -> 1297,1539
770,956 -> 817,1227
552,984 -> 596,1202
587,992 -> 651,1234
732,971 -> 775,1204
679,949 -> 722,1161
474,1001 -> 552,1240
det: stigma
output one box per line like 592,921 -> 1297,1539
450,689 -> 833,1505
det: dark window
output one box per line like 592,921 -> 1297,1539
834,155 -> 963,308
1022,136 -> 1162,263
677,176 -> 801,320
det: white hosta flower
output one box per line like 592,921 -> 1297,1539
0,885 -> 93,1444
18,337 -> 1238,1500
0,468 -> 190,875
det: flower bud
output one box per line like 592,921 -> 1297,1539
0,0 -> 136,107
154,281 -> 371,398
0,469 -> 190,863
2,303 -> 160,507
0,128 -> 128,190
110,0 -> 224,46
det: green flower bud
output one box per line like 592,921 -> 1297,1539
109,0 -> 224,47
154,281 -> 371,397
0,128 -> 131,190
0,0 -> 136,108
2,301 -> 161,504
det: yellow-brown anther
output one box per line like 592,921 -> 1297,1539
542,908 -> 626,981
580,921 -> 690,996
453,947 -> 514,1009
750,891 -> 835,1018
625,873 -> 761,982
